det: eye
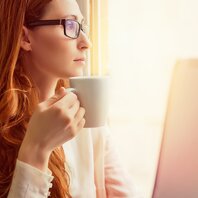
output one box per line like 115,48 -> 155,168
66,20 -> 76,31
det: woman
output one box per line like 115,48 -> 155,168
0,0 -> 139,197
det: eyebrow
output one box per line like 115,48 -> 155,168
63,14 -> 84,23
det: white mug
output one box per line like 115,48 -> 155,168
65,76 -> 110,128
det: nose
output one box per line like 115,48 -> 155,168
77,31 -> 92,51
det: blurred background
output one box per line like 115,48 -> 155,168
78,0 -> 198,197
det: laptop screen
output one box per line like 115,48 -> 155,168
152,60 -> 198,198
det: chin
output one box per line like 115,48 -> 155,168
70,69 -> 84,77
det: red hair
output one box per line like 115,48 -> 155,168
0,0 -> 71,197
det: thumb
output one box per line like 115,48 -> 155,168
41,87 -> 67,108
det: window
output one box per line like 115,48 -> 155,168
78,0 -> 198,196
108,0 -> 198,196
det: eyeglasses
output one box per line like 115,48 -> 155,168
26,19 -> 89,39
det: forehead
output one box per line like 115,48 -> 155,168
42,0 -> 83,21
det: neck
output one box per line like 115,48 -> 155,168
36,78 -> 58,103
21,54 -> 60,103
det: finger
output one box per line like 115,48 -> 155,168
77,118 -> 86,129
74,107 -> 86,124
55,92 -> 78,110
68,100 -> 80,118
41,87 -> 67,108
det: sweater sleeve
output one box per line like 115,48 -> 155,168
7,159 -> 54,198
104,125 -> 143,198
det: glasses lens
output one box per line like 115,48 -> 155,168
65,20 -> 79,38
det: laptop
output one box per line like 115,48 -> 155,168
151,59 -> 198,198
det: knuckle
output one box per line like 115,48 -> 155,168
79,118 -> 86,128
54,106 -> 64,116
51,95 -> 59,101
65,115 -> 73,124
80,107 -> 86,114
51,106 -> 66,119
75,99 -> 80,106
69,133 -> 75,139
67,125 -> 76,136
70,92 -> 78,100
77,100 -> 80,108
52,106 -> 74,125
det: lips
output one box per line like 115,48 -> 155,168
74,57 -> 86,61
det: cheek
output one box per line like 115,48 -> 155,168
31,28 -> 76,75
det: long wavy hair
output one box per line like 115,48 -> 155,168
0,0 -> 71,197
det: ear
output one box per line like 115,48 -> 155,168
20,26 -> 32,51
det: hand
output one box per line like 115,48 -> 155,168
18,87 -> 85,171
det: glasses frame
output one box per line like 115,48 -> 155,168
26,19 -> 87,39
